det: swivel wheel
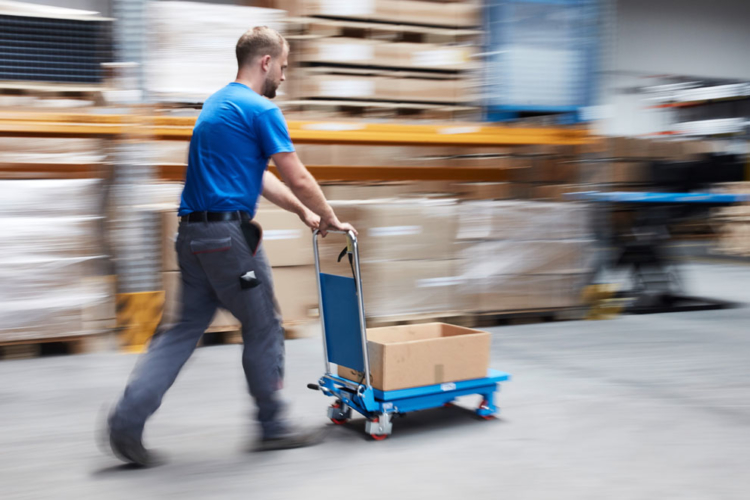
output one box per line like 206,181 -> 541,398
365,414 -> 393,441
328,401 -> 351,425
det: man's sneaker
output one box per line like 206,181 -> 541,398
252,426 -> 327,452
109,432 -> 163,468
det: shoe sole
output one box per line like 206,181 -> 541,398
253,430 -> 327,452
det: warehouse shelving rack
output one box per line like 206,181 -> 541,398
0,109 -> 594,349
0,111 -> 592,182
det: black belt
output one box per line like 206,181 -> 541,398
181,211 -> 250,223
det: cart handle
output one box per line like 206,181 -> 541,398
312,228 -> 371,390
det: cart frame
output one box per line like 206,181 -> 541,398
311,229 -> 510,439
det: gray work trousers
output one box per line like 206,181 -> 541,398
109,219 -> 287,440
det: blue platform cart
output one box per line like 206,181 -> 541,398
308,229 -> 511,440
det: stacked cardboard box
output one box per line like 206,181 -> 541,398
279,0 -> 481,27
0,179 -> 115,342
281,0 -> 481,116
318,199 -> 461,318
254,208 -> 319,324
299,74 -> 469,104
573,137 -> 716,188
712,182 -> 750,257
300,39 -> 478,72
457,201 -> 593,313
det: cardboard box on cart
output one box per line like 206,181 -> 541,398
337,323 -> 490,391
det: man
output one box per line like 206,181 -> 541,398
105,26 -> 356,466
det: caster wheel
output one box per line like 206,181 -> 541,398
329,402 -> 350,425
477,399 -> 495,420
366,416 -> 392,440
443,402 -> 454,408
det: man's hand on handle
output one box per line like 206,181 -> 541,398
319,216 -> 357,237
298,208 -> 320,231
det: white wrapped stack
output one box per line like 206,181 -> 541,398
145,1 -> 286,103
0,180 -> 113,342
457,201 -> 594,313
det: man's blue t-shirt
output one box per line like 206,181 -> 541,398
178,82 -> 294,217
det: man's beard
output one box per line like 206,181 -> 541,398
262,78 -> 278,99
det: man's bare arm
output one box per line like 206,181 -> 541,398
261,170 -> 304,214
270,151 -> 356,236
261,170 -> 319,229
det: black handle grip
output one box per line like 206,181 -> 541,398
307,383 -> 320,391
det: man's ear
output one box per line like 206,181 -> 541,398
260,55 -> 272,73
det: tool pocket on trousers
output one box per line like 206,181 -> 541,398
190,236 -> 242,283
190,237 -> 232,255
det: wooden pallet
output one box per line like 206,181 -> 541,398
199,328 -> 242,347
286,16 -> 482,43
0,333 -> 109,361
462,308 -> 585,328
281,99 -> 479,121
198,321 -> 320,346
0,82 -> 103,108
366,307 -> 583,329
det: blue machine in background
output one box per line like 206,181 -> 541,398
484,0 -> 601,124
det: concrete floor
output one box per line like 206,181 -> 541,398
1,262 -> 749,500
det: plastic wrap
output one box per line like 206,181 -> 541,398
320,199 -> 458,265
457,200 -> 594,313
316,199 -> 595,317
360,260 -> 460,318
457,200 -> 591,241
0,179 -> 102,216
0,138 -> 105,164
459,272 -> 586,313
460,240 -> 594,281
0,180 -> 111,339
0,216 -> 102,257
145,2 -> 285,102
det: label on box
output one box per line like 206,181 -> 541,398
320,79 -> 375,98
321,0 -> 374,16
264,229 -> 303,241
319,43 -> 374,62
412,49 -> 464,67
369,225 -> 422,237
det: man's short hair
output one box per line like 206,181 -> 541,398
236,26 -> 288,68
